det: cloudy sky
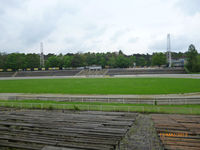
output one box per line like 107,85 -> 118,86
0,0 -> 200,54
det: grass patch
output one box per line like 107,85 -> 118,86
0,100 -> 199,115
0,78 -> 200,94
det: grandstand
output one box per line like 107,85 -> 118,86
106,68 -> 186,76
76,69 -> 108,76
15,70 -> 80,77
0,72 -> 15,77
0,68 -> 186,77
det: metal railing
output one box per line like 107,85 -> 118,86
0,102 -> 199,115
6,96 -> 200,105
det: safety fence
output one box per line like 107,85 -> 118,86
4,96 -> 200,105
0,102 -> 199,115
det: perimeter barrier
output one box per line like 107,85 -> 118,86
0,102 -> 199,115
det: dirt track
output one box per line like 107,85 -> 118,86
1,74 -> 200,80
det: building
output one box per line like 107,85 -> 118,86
171,58 -> 186,67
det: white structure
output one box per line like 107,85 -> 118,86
87,66 -> 102,70
166,34 -> 172,67
40,42 -> 45,67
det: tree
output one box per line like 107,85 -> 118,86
115,55 -> 129,68
136,56 -> 146,67
63,55 -> 72,68
129,56 -> 136,67
196,55 -> 200,72
186,44 -> 198,72
0,53 -> 7,69
46,56 -> 61,67
5,53 -> 26,70
71,54 -> 85,67
25,54 -> 40,68
152,53 -> 166,67
107,56 -> 116,68
85,52 -> 96,66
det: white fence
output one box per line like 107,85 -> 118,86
0,102 -> 199,115
2,96 -> 200,105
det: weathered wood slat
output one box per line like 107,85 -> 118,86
0,109 -> 136,149
0,139 -> 42,150
152,114 -> 200,150
164,145 -> 200,150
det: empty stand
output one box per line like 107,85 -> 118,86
76,69 -> 107,76
15,70 -> 81,77
106,68 -> 186,76
0,109 -> 137,150
0,68 -> 186,78
0,72 -> 15,77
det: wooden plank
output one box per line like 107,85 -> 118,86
0,110 -> 136,149
42,146 -> 82,150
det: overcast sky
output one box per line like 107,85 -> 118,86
0,0 -> 200,54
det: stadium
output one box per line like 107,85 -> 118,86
0,62 -> 200,150
1,1 -> 200,150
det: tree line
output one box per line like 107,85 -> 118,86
0,45 -> 199,72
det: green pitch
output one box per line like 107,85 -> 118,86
0,78 -> 200,95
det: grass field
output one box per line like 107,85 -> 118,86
0,100 -> 199,115
0,78 -> 200,95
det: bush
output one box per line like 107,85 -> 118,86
48,105 -> 53,110
73,105 -> 80,111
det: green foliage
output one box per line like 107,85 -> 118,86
128,56 -> 136,67
184,66 -> 190,73
152,52 -> 166,67
197,55 -> 200,71
73,105 -> 80,111
186,44 -> 200,72
6,53 -> 26,70
0,53 -> 7,69
48,105 -> 53,110
0,49 -> 191,70
0,78 -> 200,95
107,56 -> 116,68
136,57 -> 146,66
71,54 -> 85,67
85,52 -> 96,66
25,54 -> 40,68
46,55 -> 62,68
115,55 -> 130,68
63,55 -> 72,68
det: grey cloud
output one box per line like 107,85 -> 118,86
0,0 -> 84,52
149,35 -> 200,52
84,25 -> 108,39
176,0 -> 200,15
0,0 -> 24,10
110,28 -> 130,42
0,0 -> 25,16
65,37 -> 77,44
1,0 -> 200,54
64,25 -> 108,45
128,37 -> 139,43
20,21 -> 56,46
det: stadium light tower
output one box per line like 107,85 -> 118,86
40,42 -> 45,67
166,34 -> 172,67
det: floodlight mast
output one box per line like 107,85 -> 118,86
40,42 -> 45,67
167,34 -> 172,67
